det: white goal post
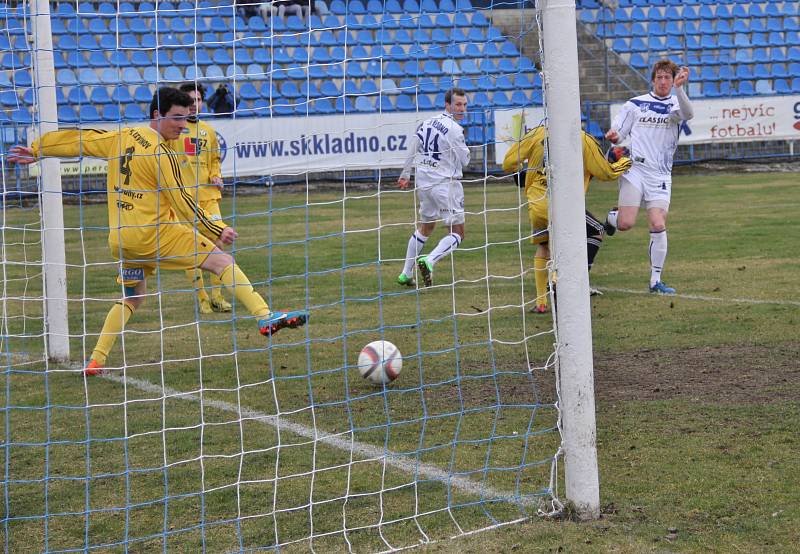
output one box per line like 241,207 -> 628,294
540,0 -> 601,518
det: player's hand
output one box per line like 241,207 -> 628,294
398,177 -> 409,190
218,226 -> 238,246
7,146 -> 36,165
605,129 -> 619,144
212,176 -> 224,190
674,66 -> 690,88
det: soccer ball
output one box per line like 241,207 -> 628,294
358,340 -> 402,385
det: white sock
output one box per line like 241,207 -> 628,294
402,231 -> 427,277
607,209 -> 618,228
649,230 -> 668,286
428,233 -> 462,266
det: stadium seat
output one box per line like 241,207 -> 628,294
394,94 -> 415,111
101,104 -> 122,122
737,80 -> 755,96
57,105 -> 79,124
123,103 -> 146,122
354,96 -> 374,112
10,69 -> 32,88
89,86 -> 112,105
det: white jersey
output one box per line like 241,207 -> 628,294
612,88 -> 693,176
400,112 -> 470,189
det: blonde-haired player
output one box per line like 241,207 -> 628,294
503,125 -> 631,313
8,87 -> 307,375
172,82 -> 231,314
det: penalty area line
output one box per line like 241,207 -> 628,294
598,287 -> 800,307
102,373 -> 545,510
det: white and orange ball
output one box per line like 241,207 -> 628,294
358,340 -> 402,385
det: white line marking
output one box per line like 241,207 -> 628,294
104,373 -> 545,509
598,287 -> 800,307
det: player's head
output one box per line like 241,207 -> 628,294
650,59 -> 679,97
179,82 -> 206,121
149,87 -> 192,140
444,88 -> 467,121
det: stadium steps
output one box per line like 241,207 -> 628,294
488,8 -> 646,103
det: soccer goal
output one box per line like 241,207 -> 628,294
1,0 -> 597,550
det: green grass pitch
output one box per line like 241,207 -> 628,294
1,169 -> 798,552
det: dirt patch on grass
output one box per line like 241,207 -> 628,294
594,343 -> 800,404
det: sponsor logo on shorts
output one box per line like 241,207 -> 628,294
121,267 -> 145,282
116,200 -> 134,211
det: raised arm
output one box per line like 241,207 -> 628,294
672,67 -> 694,121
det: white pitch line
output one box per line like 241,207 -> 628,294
103,373 -> 543,509
598,287 -> 800,307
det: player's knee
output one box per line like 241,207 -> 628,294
650,224 -> 666,233
617,219 -> 635,231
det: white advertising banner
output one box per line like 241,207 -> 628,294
29,112 -> 438,177
493,107 -> 546,165
609,94 -> 800,145
213,111 -> 438,177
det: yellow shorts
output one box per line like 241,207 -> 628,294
112,223 -> 216,286
526,186 -> 549,245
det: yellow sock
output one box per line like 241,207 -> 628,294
186,269 -> 210,302
208,273 -> 226,302
91,300 -> 136,365
534,256 -> 549,308
218,264 -> 270,317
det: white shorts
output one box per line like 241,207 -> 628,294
618,167 -> 671,211
417,182 -> 465,225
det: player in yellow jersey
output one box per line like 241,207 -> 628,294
503,126 -> 632,313
171,82 -> 232,314
8,87 -> 307,375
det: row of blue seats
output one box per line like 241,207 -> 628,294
2,42 -> 523,72
692,77 -> 800,96
34,28 -> 508,51
597,17 -> 799,37
611,31 -> 800,53
41,12 -> 492,36
583,0 -> 789,7
0,72 -> 542,107
43,0 -> 476,18
698,62 -> 800,80
1,89 -> 540,125
626,47 -> 800,70
580,3 -> 796,23
2,55 -> 533,87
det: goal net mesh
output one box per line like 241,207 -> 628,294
0,0 -> 568,551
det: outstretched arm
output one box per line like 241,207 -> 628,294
9,129 -> 116,164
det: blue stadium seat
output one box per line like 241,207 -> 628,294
737,80 -> 755,95
0,90 -> 20,108
57,105 -> 79,123
164,66 -> 184,81
78,105 -> 102,122
132,85 -> 151,103
100,68 -> 120,85
124,103 -> 146,121
394,94 -> 415,111
110,86 -> 133,104
101,104 -> 122,122
354,96 -> 374,112
89,86 -> 111,105
754,79 -> 773,94
716,64 -> 734,81
773,79 -> 790,94
205,64 -> 224,80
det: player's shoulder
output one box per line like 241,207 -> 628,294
122,126 -> 161,152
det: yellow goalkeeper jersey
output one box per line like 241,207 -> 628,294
502,125 -> 632,210
31,127 -> 227,254
168,119 -> 222,203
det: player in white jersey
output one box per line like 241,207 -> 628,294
604,59 -> 694,295
397,88 -> 470,287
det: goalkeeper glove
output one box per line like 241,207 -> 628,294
514,170 -> 526,188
